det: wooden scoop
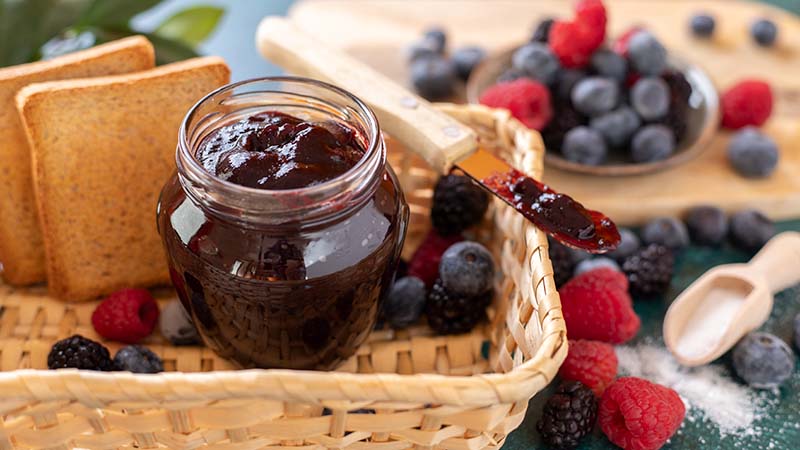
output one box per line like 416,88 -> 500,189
256,16 -> 620,252
664,231 -> 800,367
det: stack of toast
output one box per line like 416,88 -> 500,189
0,36 -> 230,301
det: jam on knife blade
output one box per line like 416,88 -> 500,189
455,148 -> 620,253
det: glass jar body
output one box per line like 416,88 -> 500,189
157,77 -> 408,370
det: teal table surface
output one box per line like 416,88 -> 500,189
506,220 -> 800,450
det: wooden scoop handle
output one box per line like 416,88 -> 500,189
256,16 -> 477,173
748,231 -> 800,293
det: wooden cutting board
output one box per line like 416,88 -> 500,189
289,0 -> 800,225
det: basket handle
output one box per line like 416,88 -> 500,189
256,16 -> 477,174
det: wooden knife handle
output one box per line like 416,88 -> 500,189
256,16 -> 477,173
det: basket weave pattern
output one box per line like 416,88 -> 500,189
0,104 -> 566,450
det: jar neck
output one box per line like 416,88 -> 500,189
176,77 -> 385,229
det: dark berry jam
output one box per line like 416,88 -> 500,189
197,111 -> 366,190
159,110 -> 407,370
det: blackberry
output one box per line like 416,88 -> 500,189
548,240 -> 577,287
659,71 -> 692,142
531,18 -> 555,43
542,100 -> 586,151
48,335 -> 116,371
426,278 -> 491,335
536,381 -> 598,450
622,244 -> 675,297
431,175 -> 489,235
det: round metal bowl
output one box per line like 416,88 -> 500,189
466,47 -> 720,177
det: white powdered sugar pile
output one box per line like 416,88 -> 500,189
615,343 -> 762,435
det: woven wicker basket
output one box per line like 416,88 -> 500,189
0,103 -> 566,450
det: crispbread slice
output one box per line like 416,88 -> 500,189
17,56 -> 230,301
0,36 -> 154,286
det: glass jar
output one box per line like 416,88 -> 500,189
157,77 -> 408,370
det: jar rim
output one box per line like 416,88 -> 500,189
176,76 -> 385,226
178,76 -> 381,197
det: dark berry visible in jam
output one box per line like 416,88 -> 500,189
197,111 -> 366,190
482,167 -> 619,253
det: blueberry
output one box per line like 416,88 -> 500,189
589,106 -> 641,148
685,205 -> 728,246
562,126 -> 608,165
571,77 -> 619,117
733,332 -> 795,389
794,313 -> 800,351
574,257 -> 620,277
729,209 -> 775,253
606,228 -> 642,261
407,40 -> 439,63
727,127 -> 779,179
511,42 -> 561,85
531,18 -> 555,43
556,69 -> 586,100
627,31 -> 668,76
160,300 -> 201,345
631,125 -> 675,163
690,14 -> 716,37
422,27 -> 447,53
383,276 -> 427,329
751,19 -> 778,47
631,77 -> 670,121
452,46 -> 485,80
641,217 -> 690,250
114,345 -> 164,373
497,68 -> 527,83
439,241 -> 495,297
590,49 -> 628,82
410,57 -> 457,100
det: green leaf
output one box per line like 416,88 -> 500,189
154,6 -> 223,47
146,32 -> 200,65
77,0 -> 162,28
0,0 -> 92,66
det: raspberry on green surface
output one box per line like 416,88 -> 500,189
559,339 -> 618,396
599,377 -> 685,450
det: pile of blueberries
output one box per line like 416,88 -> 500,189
508,23 -> 690,166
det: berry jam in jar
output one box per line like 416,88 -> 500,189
157,78 -> 408,370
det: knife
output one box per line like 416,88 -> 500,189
256,17 -> 619,252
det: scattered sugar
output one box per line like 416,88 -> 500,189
675,286 -> 747,359
616,343 -> 761,436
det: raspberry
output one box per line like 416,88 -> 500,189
549,0 -> 606,68
559,268 -> 640,343
549,21 -> 595,68
721,79 -> 773,129
408,230 -> 463,287
559,339 -> 618,396
479,78 -> 553,130
599,377 -> 685,450
575,0 -> 607,47
91,288 -> 160,344
612,26 -> 643,56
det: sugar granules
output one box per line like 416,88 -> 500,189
615,343 -> 764,435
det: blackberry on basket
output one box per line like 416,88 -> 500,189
426,278 -> 492,335
431,174 -> 490,235
48,334 -> 116,371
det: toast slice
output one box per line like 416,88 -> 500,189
0,36 -> 155,286
17,57 -> 230,301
